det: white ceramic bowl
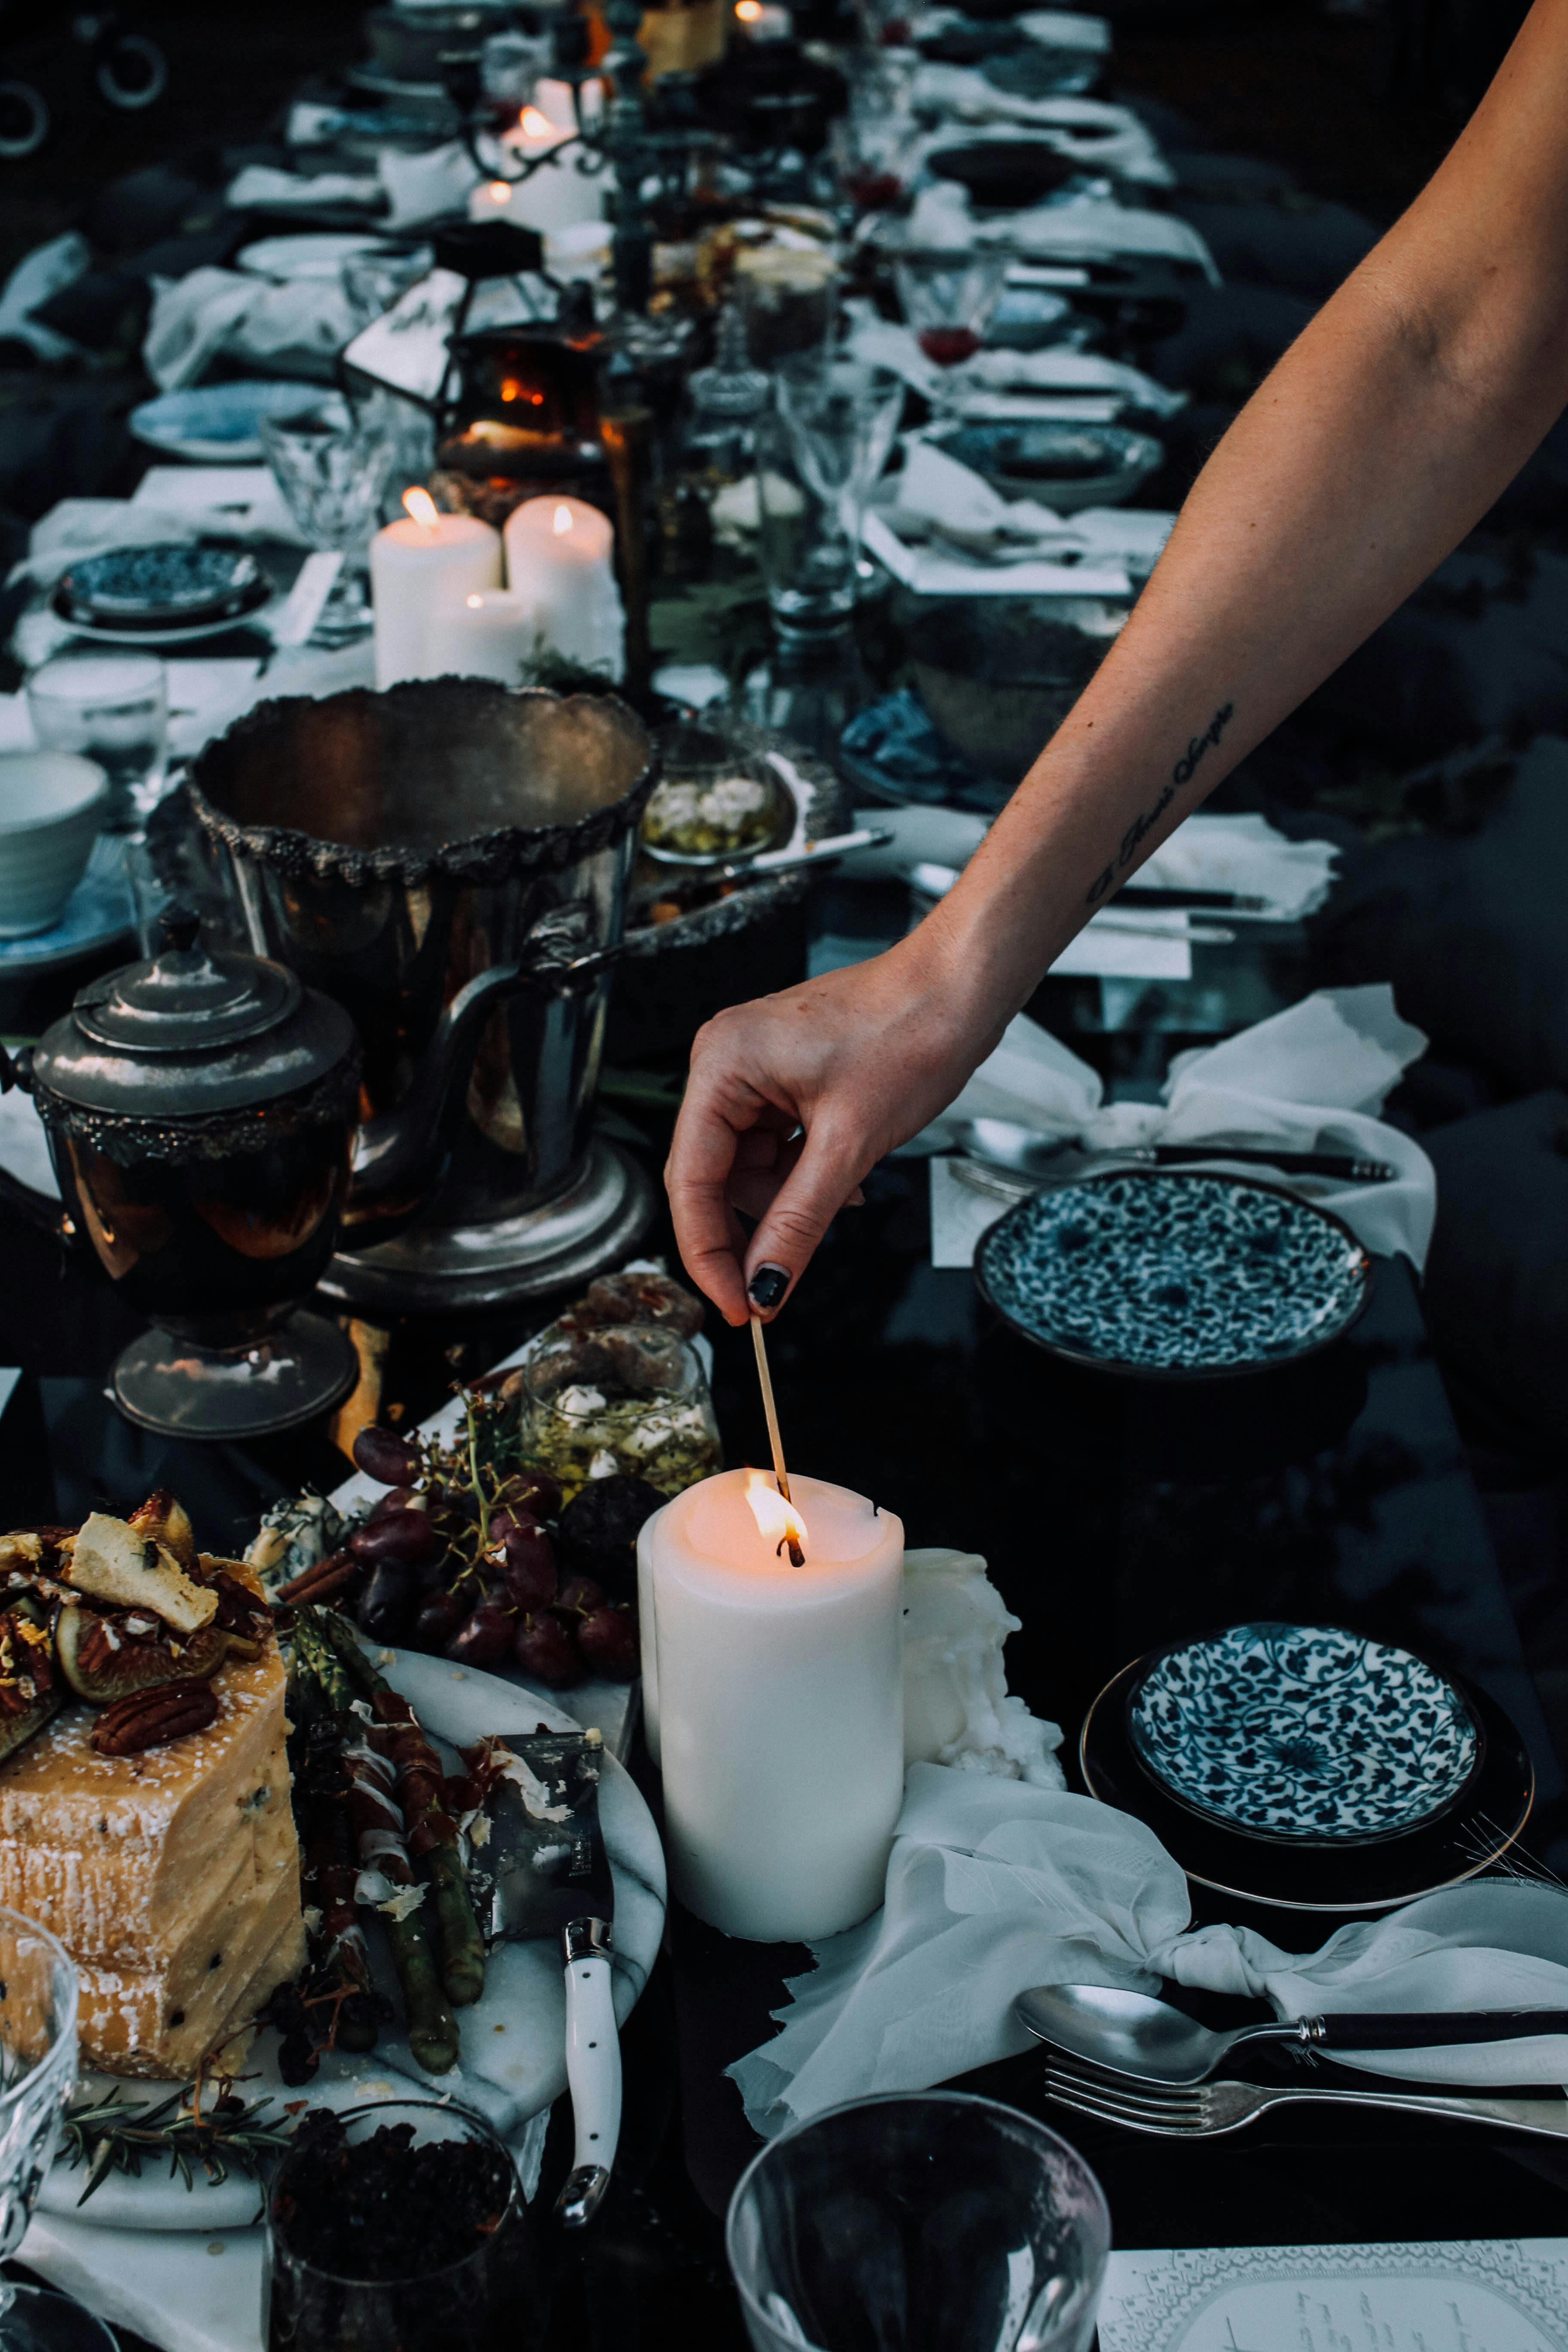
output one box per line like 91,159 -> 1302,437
0,752 -> 110,937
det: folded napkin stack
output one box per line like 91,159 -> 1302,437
922,984 -> 1436,1269
731,1758 -> 1568,2135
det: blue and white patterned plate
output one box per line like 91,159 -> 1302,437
1126,1622 -> 1483,1844
975,1170 -> 1372,1377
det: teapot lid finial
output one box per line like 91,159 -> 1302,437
159,905 -> 202,956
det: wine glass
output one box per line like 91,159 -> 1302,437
0,1909 -> 113,2352
727,2091 -> 1111,2352
777,355 -> 906,578
260,396 -> 395,645
894,246 -> 1012,398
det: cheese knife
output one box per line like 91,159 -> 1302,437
481,1728 -> 620,2229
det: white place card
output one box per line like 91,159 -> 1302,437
1098,2239 -> 1568,2352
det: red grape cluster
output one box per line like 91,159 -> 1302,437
346,1425 -> 640,1685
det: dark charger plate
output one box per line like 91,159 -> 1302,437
1079,1652 -> 1533,1914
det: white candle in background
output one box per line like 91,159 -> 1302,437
638,1468 -> 905,1942
424,589 -> 536,686
370,489 -> 503,689
502,494 -> 625,682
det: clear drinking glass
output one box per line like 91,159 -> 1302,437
518,1321 -> 721,1503
0,1908 -> 112,2352
778,357 -> 905,577
260,396 -> 395,644
726,2092 -> 1111,2352
342,246 -> 433,331
755,407 -> 858,639
263,2100 -> 531,2352
26,650 -> 166,829
894,246 -> 1012,382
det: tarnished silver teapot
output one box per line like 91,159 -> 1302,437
186,679 -> 659,1313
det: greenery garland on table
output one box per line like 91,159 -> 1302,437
59,2084 -> 294,2206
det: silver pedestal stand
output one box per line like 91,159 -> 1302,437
320,1138 -> 656,1316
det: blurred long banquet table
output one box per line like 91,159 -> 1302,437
0,1084 -> 1563,2350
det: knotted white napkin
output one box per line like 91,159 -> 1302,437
144,266 -> 360,391
883,440 -> 1174,574
922,985 -> 1436,1269
904,181 -> 1219,282
730,1764 -> 1568,2135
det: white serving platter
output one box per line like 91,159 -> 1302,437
37,1645 -> 665,2231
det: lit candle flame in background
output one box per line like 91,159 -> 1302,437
466,594 -> 484,608
744,1471 -> 808,1563
402,487 -> 440,533
735,3 -> 764,20
553,502 -> 574,536
487,179 -> 512,204
520,106 -> 553,138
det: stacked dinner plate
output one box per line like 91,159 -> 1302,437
1081,1620 -> 1534,1911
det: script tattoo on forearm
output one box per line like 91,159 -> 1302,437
1084,701 -> 1235,906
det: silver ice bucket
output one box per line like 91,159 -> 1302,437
188,679 -> 659,1312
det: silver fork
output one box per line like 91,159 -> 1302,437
1041,2056 -> 1568,2141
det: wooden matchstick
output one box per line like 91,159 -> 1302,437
750,1315 -> 804,1563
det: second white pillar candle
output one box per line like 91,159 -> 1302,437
639,1469 -> 905,1943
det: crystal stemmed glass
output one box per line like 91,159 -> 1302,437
894,246 -> 1012,396
260,396 -> 396,645
777,357 -> 906,580
0,1908 -> 113,2352
726,2091 -> 1111,2352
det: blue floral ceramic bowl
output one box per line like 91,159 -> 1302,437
1126,1622 -> 1483,1844
975,1170 -> 1372,1377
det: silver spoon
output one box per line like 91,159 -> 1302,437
950,1117 -> 1395,1185
1014,1983 -> 1568,2086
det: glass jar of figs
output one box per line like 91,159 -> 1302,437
518,1322 -> 721,1502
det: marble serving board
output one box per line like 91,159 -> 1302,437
34,1648 -> 666,2233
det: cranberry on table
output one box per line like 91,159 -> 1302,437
349,1511 -> 438,1567
357,1562 -> 416,1645
578,1605 -> 639,1680
444,1603 -> 514,1669
514,1610 -> 581,1687
499,1522 -> 556,1609
557,1575 -> 606,1614
411,1588 -> 469,1651
352,1427 -> 420,1488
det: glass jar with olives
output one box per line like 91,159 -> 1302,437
517,1323 -> 721,1505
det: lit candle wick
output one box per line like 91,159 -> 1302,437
402,487 -> 441,537
745,1470 -> 808,1566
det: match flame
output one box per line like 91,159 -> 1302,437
520,106 -> 553,138
402,487 -> 440,533
744,1470 -> 808,1562
553,502 -> 574,536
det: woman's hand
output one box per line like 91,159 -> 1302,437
665,930 -> 1003,1325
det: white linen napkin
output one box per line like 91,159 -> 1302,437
883,440 -> 1174,576
144,267 -> 359,391
907,90 -> 1173,185
378,140 -> 482,230
920,986 -> 1436,1268
224,165 -> 383,213
729,1763 -> 1568,2135
905,180 -> 1219,282
1136,811 -> 1339,916
845,312 -> 1185,421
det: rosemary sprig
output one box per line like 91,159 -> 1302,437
59,2085 -> 295,2206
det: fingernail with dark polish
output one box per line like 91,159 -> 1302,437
748,1265 -> 790,1311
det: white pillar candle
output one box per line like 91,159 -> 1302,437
638,1468 -> 905,1942
502,494 -> 625,683
370,490 -> 503,689
424,589 -> 538,686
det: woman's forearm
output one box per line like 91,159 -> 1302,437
919,0 -> 1568,1034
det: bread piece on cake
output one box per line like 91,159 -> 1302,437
67,1513 -> 216,1635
